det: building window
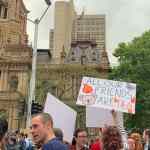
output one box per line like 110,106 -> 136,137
81,55 -> 86,65
71,57 -> 75,61
92,52 -> 96,55
4,7 -> 7,19
7,37 -> 11,43
16,0 -> 18,7
92,58 -> 96,61
0,5 -> 2,18
9,75 -> 18,91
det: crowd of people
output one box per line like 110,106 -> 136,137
0,113 -> 150,150
0,120 -> 34,150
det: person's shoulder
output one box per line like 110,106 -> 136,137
43,138 -> 68,150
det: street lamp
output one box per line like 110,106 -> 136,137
26,0 -> 51,128
45,0 -> 51,5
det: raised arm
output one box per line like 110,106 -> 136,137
111,110 -> 128,150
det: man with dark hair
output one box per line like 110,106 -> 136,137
70,128 -> 89,150
143,129 -> 150,150
18,133 -> 26,150
0,118 -> 8,149
53,128 -> 63,142
31,113 -> 68,150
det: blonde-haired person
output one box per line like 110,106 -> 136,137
128,136 -> 136,150
130,133 -> 143,150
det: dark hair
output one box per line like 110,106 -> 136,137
74,128 -> 86,138
102,126 -> 123,150
24,133 -> 28,138
10,136 -> 17,144
20,133 -> 24,137
72,128 -> 87,145
54,128 -> 63,141
0,118 -> 8,141
32,113 -> 53,127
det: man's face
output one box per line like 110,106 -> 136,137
31,116 -> 50,145
128,138 -> 136,150
76,131 -> 88,147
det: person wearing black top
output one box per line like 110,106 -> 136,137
0,118 -> 8,150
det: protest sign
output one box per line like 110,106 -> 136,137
77,77 -> 136,114
86,107 -> 123,127
44,93 -> 77,143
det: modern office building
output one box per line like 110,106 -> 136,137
50,0 -> 76,64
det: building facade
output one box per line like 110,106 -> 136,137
37,49 -> 51,65
47,0 -> 109,130
72,14 -> 105,52
50,0 -> 106,65
0,0 -> 31,129
50,0 -> 76,64
65,40 -> 100,65
0,0 -> 28,47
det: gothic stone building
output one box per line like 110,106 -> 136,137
0,0 -> 32,129
37,42 -> 110,130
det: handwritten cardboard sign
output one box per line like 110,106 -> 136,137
77,77 -> 136,114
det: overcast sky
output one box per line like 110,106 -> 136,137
24,0 -> 150,64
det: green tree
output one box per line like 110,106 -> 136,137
109,30 -> 150,129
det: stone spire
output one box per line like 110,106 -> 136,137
60,45 -> 66,64
100,49 -> 110,70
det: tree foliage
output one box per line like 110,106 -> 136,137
109,30 -> 150,129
